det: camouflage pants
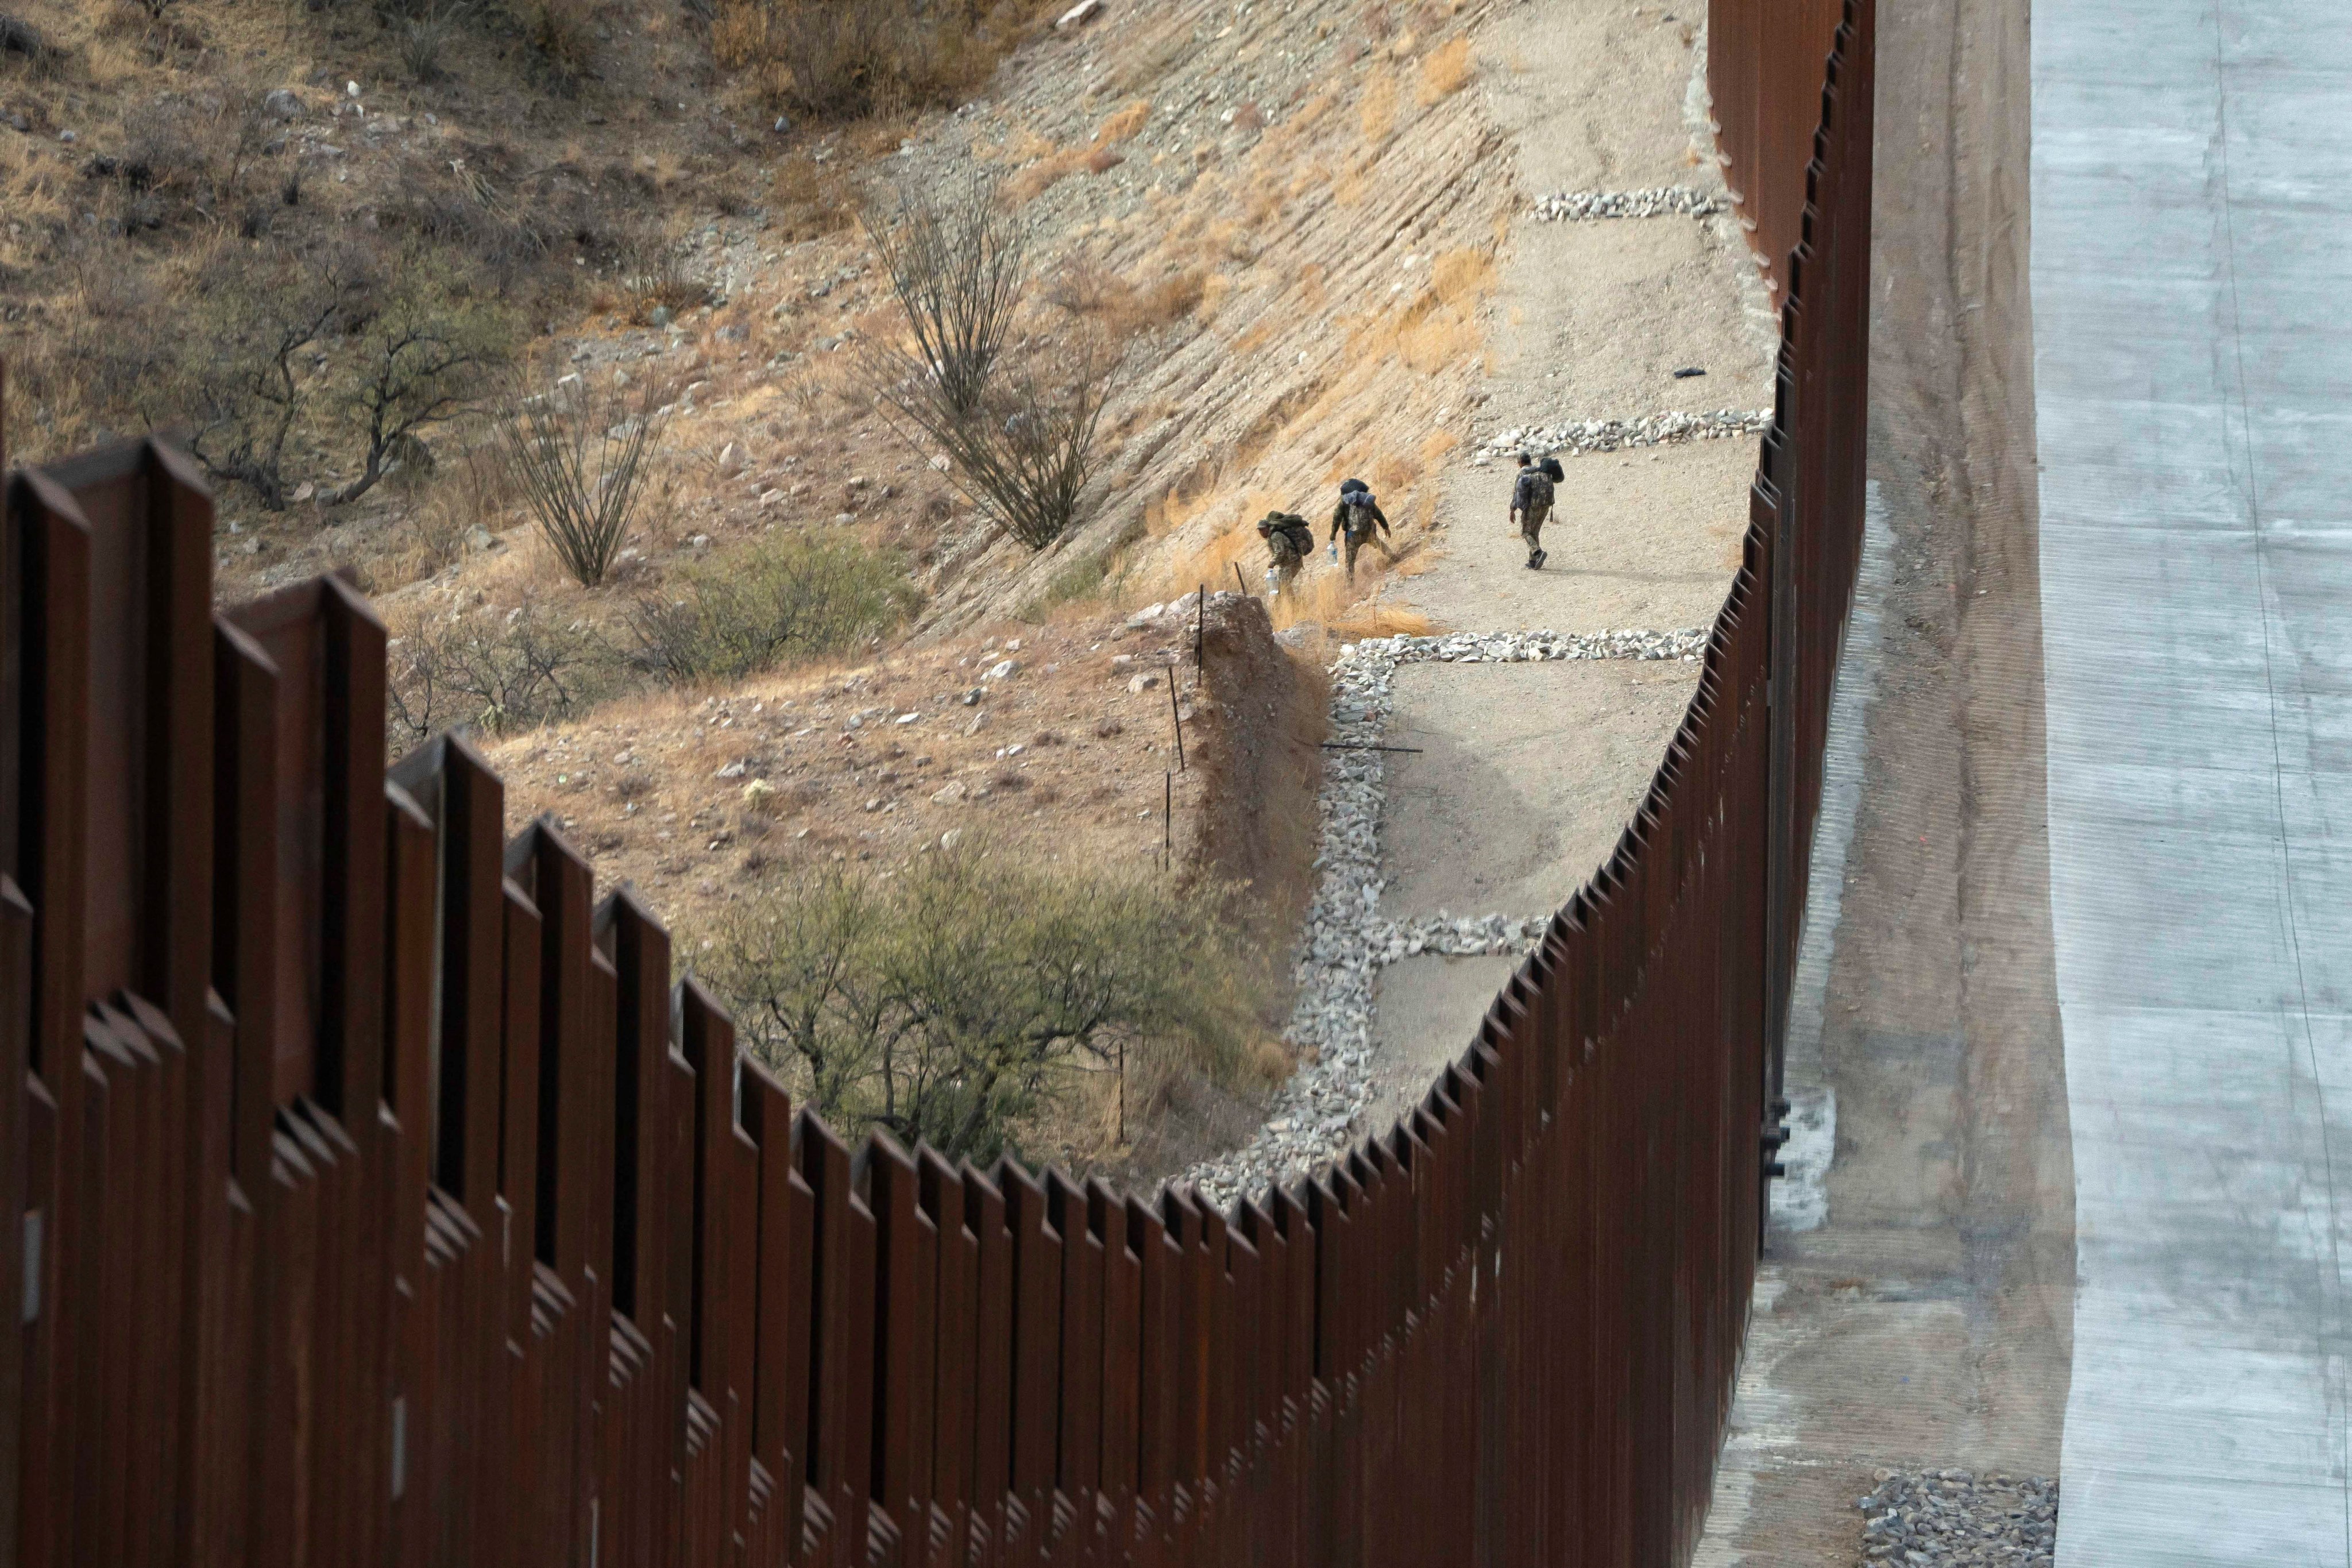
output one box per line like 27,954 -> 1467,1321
1519,500 -> 1551,559
1342,529 -> 1393,578
1267,545 -> 1305,593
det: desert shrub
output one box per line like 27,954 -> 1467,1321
323,250 -> 517,506
717,0 -> 1006,119
629,529 -> 916,682
612,232 -> 710,325
863,168 -> 1031,419
499,372 -> 673,585
512,0 -> 594,84
871,331 -> 1121,550
385,596 -> 621,751
399,3 -> 467,82
702,845 -> 1253,1163
175,249 -> 360,509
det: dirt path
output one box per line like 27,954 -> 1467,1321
1693,0 -> 2075,1560
1355,0 -> 1767,1149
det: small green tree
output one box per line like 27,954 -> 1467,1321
703,845 -> 1252,1163
628,530 -> 917,683
323,253 -> 515,507
177,253 -> 356,510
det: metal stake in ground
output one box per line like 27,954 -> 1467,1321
1167,667 -> 1185,771
1163,771 -> 1172,869
1196,582 -> 1205,678
1233,562 -> 1248,599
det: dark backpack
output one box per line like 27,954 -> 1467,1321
1540,456 -> 1564,482
1516,469 -> 1555,511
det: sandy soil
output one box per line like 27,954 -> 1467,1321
1422,435 -> 1756,632
1693,0 -> 2076,1560
1482,215 -> 1773,423
1363,952 -> 1518,1130
1378,658 -> 1701,917
1348,0 -> 1761,1153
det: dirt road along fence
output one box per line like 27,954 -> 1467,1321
0,6 -> 1871,1563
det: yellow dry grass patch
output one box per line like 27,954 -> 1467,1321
1416,37 -> 1474,104
1360,73 -> 1399,143
1092,100 -> 1153,145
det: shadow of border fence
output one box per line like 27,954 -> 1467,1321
0,2 -> 1871,1563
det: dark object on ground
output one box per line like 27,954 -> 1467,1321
1672,365 -> 1707,378
0,12 -> 52,61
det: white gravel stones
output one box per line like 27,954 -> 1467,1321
1177,626 -> 1708,1210
1476,410 -> 1771,464
1858,1472 -> 2058,1567
1531,187 -> 1725,221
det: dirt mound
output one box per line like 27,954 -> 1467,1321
1175,590 -> 1327,939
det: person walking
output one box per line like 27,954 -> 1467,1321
1509,452 -> 1554,569
1328,478 -> 1396,581
1257,509 -> 1315,596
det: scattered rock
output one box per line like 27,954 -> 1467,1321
1531,186 -> 1724,221
262,89 -> 304,122
1856,1471 -> 2057,1566
930,780 -> 967,805
1126,671 -> 1161,694
1055,0 -> 1103,26
1175,624 -> 1711,1208
986,659 -> 1018,681
714,759 -> 747,779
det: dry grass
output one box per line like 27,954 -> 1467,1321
1360,72 -> 1399,142
1007,143 -> 1087,202
1092,99 -> 1152,145
1415,36 -> 1473,103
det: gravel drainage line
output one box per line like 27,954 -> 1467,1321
1472,409 -> 1772,464
1179,626 -> 1708,1210
1532,186 -> 1727,221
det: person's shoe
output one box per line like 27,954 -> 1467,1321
1531,549 -> 1547,569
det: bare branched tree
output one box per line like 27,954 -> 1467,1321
180,257 -> 355,511
871,332 -> 1122,550
322,256 -> 513,508
385,597 -> 617,754
864,168 -> 1032,419
499,372 -> 673,586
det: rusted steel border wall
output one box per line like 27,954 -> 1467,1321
1709,0 -> 1851,297
0,6 -> 1870,1563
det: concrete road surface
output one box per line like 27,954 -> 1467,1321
2034,0 -> 2352,1561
